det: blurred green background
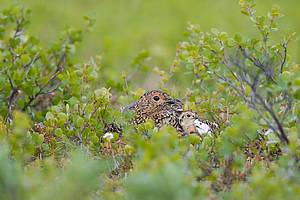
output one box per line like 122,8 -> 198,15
1,0 -> 299,75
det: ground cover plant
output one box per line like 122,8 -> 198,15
0,0 -> 300,199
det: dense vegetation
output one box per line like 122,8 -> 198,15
0,0 -> 300,199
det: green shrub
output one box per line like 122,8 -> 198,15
0,1 -> 299,199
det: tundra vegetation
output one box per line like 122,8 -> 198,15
0,0 -> 300,199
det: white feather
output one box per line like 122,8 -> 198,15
194,119 -> 212,136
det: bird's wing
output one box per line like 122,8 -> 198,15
203,120 -> 219,131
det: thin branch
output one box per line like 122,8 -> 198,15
213,67 -> 289,144
7,73 -> 15,89
213,72 -> 249,104
222,59 -> 247,94
81,99 -> 92,117
280,43 -> 287,74
263,33 -> 269,53
5,89 -> 20,123
254,94 -> 289,144
23,53 -> 40,68
13,18 -> 23,39
238,46 -> 265,71
281,96 -> 293,122
21,53 -> 66,111
232,62 -> 288,144
4,73 -> 19,123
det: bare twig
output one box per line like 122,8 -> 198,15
4,73 -> 20,123
13,18 -> 23,39
23,53 -> 40,68
281,96 -> 293,122
81,99 -> 92,117
280,43 -> 287,73
238,46 -> 265,71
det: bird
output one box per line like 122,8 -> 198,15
122,90 -> 183,131
178,111 -> 219,137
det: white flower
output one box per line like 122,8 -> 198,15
103,132 -> 114,141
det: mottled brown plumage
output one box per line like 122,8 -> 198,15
123,90 -> 183,130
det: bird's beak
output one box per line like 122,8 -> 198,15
121,101 -> 136,112
165,99 -> 176,104
165,98 -> 183,111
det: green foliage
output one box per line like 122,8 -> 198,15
0,2 -> 299,200
125,128 -> 197,200
0,6 -> 97,122
174,0 -> 298,144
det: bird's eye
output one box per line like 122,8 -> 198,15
153,96 -> 160,101
187,114 -> 191,118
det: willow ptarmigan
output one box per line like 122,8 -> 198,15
122,90 -> 183,131
178,111 -> 219,137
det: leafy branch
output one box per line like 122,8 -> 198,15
175,0 -> 295,144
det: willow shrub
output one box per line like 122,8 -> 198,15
0,1 -> 300,200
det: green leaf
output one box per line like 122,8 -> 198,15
57,112 -> 67,126
75,117 -> 85,128
271,5 -> 281,17
234,34 -> 242,43
294,89 -> 300,100
45,112 -> 54,120
20,54 -> 31,65
55,128 -> 64,137
188,134 -> 201,145
32,132 -> 44,145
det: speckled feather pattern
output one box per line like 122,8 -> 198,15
124,91 -> 219,136
125,90 -> 183,131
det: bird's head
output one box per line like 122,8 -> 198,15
179,111 -> 197,124
122,90 -> 183,114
